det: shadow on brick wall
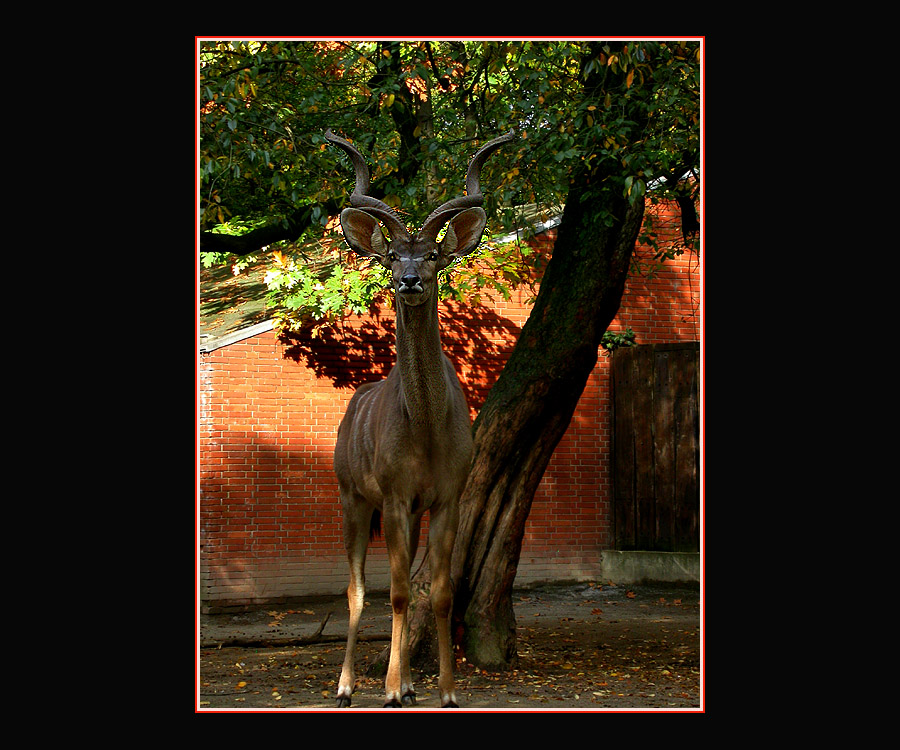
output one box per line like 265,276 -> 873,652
279,315 -> 395,390
439,301 -> 521,411
278,302 -> 521,410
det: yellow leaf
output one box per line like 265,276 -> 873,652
626,70 -> 635,88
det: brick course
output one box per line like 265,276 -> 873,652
198,201 -> 700,609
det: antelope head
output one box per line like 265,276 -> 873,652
325,129 -> 515,306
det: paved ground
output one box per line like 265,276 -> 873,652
197,581 -> 703,712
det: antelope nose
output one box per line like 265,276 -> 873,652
400,274 -> 421,290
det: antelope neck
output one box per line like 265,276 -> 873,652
394,288 -> 447,428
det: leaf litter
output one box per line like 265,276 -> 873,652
199,581 -> 701,710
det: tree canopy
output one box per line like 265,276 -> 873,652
198,39 -> 700,331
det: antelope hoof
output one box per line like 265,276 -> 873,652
384,698 -> 403,708
402,692 -> 417,706
336,695 -> 352,708
443,699 -> 459,708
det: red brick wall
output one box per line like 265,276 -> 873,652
198,201 -> 700,609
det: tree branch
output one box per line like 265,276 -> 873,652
199,198 -> 340,256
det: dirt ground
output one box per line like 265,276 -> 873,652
197,581 -> 702,712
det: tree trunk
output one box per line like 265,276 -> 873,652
453,167 -> 645,667
402,41 -> 652,672
402,159 -> 646,674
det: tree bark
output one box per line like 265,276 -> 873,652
394,179 -> 645,673
403,171 -> 645,672
452,167 -> 645,667
404,42 -> 651,671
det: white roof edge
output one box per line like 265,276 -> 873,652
199,319 -> 274,353
493,214 -> 562,245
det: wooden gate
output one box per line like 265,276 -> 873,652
611,342 -> 700,552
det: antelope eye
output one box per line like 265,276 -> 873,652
387,251 -> 399,262
427,251 -> 439,262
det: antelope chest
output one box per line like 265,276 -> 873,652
368,414 -> 471,506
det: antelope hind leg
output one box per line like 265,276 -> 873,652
336,495 -> 373,708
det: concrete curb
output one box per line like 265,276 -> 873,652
600,551 -> 700,584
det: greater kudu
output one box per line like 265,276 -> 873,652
327,128 -> 515,708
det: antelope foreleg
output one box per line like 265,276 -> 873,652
384,508 -> 416,707
429,504 -> 459,708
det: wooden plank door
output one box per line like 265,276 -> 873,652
612,343 -> 700,551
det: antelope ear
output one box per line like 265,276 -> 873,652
339,208 -> 390,265
438,207 -> 487,268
